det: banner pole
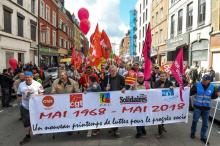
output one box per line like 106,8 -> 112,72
205,97 -> 220,146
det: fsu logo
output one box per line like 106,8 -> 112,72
70,94 -> 83,108
100,93 -> 111,106
42,96 -> 54,108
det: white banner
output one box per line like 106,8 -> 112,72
30,88 -> 190,135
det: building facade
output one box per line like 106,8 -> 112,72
129,9 -> 137,57
135,0 -> 152,57
151,0 -> 168,65
210,0 -> 220,80
120,31 -> 130,57
0,0 -> 38,71
39,0 -> 59,67
167,0 -> 211,67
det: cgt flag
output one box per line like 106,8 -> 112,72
142,23 -> 152,89
171,48 -> 184,102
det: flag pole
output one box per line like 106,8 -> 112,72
205,97 -> 220,146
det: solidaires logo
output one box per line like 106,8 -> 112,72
162,89 -> 174,96
120,94 -> 147,104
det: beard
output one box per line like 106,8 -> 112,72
138,81 -> 144,85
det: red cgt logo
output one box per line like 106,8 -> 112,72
42,96 -> 54,108
70,94 -> 83,108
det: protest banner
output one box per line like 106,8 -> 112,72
30,88 -> 190,135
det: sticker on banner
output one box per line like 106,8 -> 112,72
70,94 -> 83,108
120,94 -> 148,104
100,93 -> 111,106
162,90 -> 174,96
42,95 -> 54,109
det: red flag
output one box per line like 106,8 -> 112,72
142,23 -> 152,81
171,48 -> 184,102
100,30 -> 112,59
71,48 -> 76,66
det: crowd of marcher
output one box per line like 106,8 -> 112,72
0,60 -> 220,145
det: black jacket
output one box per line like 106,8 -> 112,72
103,74 -> 125,91
0,74 -> 13,88
154,79 -> 173,89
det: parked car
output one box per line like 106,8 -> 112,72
44,67 -> 58,80
209,81 -> 220,122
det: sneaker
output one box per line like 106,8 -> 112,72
190,134 -> 195,139
200,138 -> 209,145
19,135 -> 31,145
142,129 -> 146,135
135,133 -> 141,138
113,131 -> 120,138
87,130 -> 92,138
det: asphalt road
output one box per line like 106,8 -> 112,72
0,103 -> 220,146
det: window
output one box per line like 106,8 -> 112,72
63,24 -> 66,32
146,0 -> 148,5
171,14 -> 175,37
143,0 -> 145,9
52,31 -> 56,46
140,4 -> 142,13
17,13 -> 24,37
45,5 -> 50,22
156,12 -> 158,24
139,17 -> 141,26
178,9 -> 183,34
143,27 -> 145,38
155,32 -> 158,45
18,53 -> 24,63
59,19 -> 62,29
159,29 -> 163,44
64,40 -> 66,48
152,16 -> 154,26
46,27 -> 50,44
17,0 -> 23,6
52,11 -> 56,26
143,12 -> 145,23
3,6 -> 12,33
40,0 -> 45,18
198,0 -> 206,24
186,2 -> 193,30
40,31 -> 46,43
31,22 -> 37,41
160,7 -> 163,20
59,37 -> 62,47
146,9 -> 148,21
139,30 -> 141,38
31,0 -> 35,14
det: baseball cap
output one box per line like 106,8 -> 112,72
137,72 -> 144,78
202,74 -> 211,81
24,71 -> 33,76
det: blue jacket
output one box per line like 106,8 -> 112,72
193,82 -> 215,108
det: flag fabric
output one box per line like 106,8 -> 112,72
142,23 -> 152,81
100,30 -> 112,59
171,48 -> 184,102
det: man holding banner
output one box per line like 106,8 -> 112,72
17,71 -> 44,145
190,74 -> 219,145
154,71 -> 173,137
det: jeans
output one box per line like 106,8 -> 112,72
1,88 -> 11,106
191,108 -> 209,139
136,126 -> 146,134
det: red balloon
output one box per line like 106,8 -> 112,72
80,19 -> 91,35
8,58 -> 17,70
78,8 -> 89,20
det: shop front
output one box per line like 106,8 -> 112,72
166,33 -> 189,65
191,39 -> 209,68
39,47 -> 58,67
210,33 -> 220,81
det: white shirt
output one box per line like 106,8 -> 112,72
17,80 -> 44,110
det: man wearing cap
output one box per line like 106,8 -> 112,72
17,71 -> 44,145
190,74 -> 219,144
